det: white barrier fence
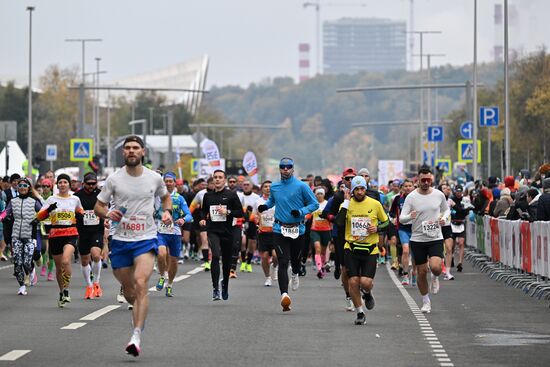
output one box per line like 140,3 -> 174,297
466,215 -> 550,279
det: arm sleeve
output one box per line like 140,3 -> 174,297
389,196 -> 399,218
180,196 -> 193,223
201,194 -> 209,221
377,202 -> 389,228
440,194 -> 451,220
34,199 -> 43,212
230,193 -> 244,219
399,196 -> 413,224
335,207 -> 348,227
36,197 -> 52,221
265,191 -> 275,209
300,185 -> 319,216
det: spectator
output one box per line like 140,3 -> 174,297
525,188 -> 540,222
488,188 -> 501,217
506,187 -> 529,220
504,176 -> 516,193
536,178 -> 550,221
493,188 -> 513,218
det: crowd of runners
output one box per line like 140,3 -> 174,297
1,134 -> 549,357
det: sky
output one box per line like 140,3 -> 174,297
1,0 -> 549,89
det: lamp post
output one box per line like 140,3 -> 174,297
95,57 -> 101,155
472,0 -> 479,180
26,6 -> 35,179
303,1 -> 320,75
504,0 -> 510,176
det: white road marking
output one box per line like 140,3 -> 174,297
0,265 -> 12,271
173,274 -> 190,282
186,266 -> 204,275
0,350 -> 31,361
80,305 -> 121,321
61,322 -> 87,330
386,264 -> 454,367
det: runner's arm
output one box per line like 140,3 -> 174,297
179,196 -> 193,223
94,199 -> 110,220
335,199 -> 350,227
230,194 -> 245,218
399,196 -> 413,224
300,184 -> 319,216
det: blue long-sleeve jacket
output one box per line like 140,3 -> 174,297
156,191 -> 192,236
265,176 -> 319,235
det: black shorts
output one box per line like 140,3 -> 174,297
441,225 -> 453,240
410,240 -> 444,265
244,222 -> 257,240
452,231 -> 465,239
386,221 -> 397,238
258,232 -> 275,253
344,250 -> 377,278
182,222 -> 193,232
78,232 -> 104,256
49,236 -> 79,256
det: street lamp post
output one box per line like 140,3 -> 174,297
27,6 -> 35,179
95,57 -> 101,155
303,1 -> 321,75
472,0 -> 479,180
504,0 -> 510,176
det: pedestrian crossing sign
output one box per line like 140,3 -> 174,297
435,159 -> 452,176
70,138 -> 93,162
457,139 -> 481,163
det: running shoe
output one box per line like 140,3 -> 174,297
457,263 -> 463,272
177,258 -> 184,265
47,272 -> 55,281
212,289 -> 221,301
240,262 -> 247,272
221,285 -> 229,301
264,277 -> 272,287
117,287 -> 127,303
165,286 -> 173,297
334,266 -> 341,280
156,277 -> 166,291
411,274 -> 417,287
204,261 -> 211,272
246,263 -> 253,273
317,270 -> 324,279
18,285 -> 27,295
281,293 -> 292,312
62,289 -> 71,304
379,257 -> 386,265
30,268 -> 38,286
391,259 -> 399,270
125,334 -> 141,357
128,304 -> 133,310
421,301 -> 431,314
401,274 -> 410,286
398,267 -> 403,277
345,297 -> 354,312
298,262 -> 306,277
40,265 -> 47,277
102,260 -> 108,269
354,312 -> 366,325
58,293 -> 65,308
443,273 -> 455,281
290,273 -> 299,291
229,269 -> 237,279
183,248 -> 190,260
93,282 -> 103,298
85,285 -> 94,300
361,289 -> 375,310
0,254 -> 7,261
430,275 -> 440,294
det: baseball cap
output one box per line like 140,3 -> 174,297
342,167 -> 356,177
83,172 -> 97,183
357,168 -> 370,176
453,184 -> 464,193
351,176 -> 367,192
123,135 -> 145,148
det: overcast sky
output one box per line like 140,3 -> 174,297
1,0 -> 549,88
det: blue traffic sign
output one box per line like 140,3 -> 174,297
46,144 -> 57,161
427,126 -> 443,142
460,121 -> 473,139
480,106 -> 499,127
70,138 -> 93,162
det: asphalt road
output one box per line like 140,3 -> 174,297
0,255 -> 549,366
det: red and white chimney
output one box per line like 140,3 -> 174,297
299,43 -> 310,82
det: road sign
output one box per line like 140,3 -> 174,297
190,158 -> 200,175
422,141 -> 435,166
479,106 -> 499,127
460,121 -> 473,139
70,139 -> 93,162
457,139 -> 481,163
427,126 -> 443,142
435,158 -> 452,176
46,144 -> 57,161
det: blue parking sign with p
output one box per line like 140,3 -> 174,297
427,126 -> 443,142
479,106 -> 499,127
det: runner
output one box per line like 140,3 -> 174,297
257,157 -> 318,312
240,179 -> 260,273
254,180 -> 278,286
189,178 -> 213,270
75,172 -> 104,299
336,176 -> 389,324
1,177 -> 42,295
94,135 -> 173,357
155,172 -> 192,297
389,179 -> 415,285
199,169 -> 244,301
438,182 -> 454,287
310,187 -> 332,279
399,166 -> 450,314
447,184 -> 471,279
36,173 -> 85,308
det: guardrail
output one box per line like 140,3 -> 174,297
465,215 -> 550,300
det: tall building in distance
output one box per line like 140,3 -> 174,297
323,18 -> 407,74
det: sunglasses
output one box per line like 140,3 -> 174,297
279,164 -> 293,170
43,185 -> 51,188
18,183 -> 30,188
84,181 -> 97,185
343,176 -> 354,181
420,178 -> 433,184
228,180 -> 236,183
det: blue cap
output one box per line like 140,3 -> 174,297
351,176 -> 367,192
279,157 -> 294,167
164,172 -> 177,180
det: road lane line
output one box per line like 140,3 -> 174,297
173,274 -> 190,282
386,264 -> 454,367
61,322 -> 87,330
186,266 -> 204,275
0,265 -> 12,271
80,305 -> 121,321
0,350 -> 31,361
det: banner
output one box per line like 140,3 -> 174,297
490,217 -> 500,262
200,138 -> 221,167
377,160 -> 404,187
520,221 -> 532,273
243,151 -> 259,185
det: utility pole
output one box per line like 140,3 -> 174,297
27,6 -> 35,178
472,0 -> 479,180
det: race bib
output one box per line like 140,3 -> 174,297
83,210 -> 100,226
422,220 -> 440,237
55,210 -> 74,226
210,205 -> 227,222
351,216 -> 371,237
261,213 -> 274,227
451,223 -> 464,233
120,215 -> 147,236
158,222 -> 174,234
281,225 -> 299,239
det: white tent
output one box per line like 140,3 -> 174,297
0,141 -> 26,176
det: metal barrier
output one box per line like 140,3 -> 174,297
465,215 -> 550,301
